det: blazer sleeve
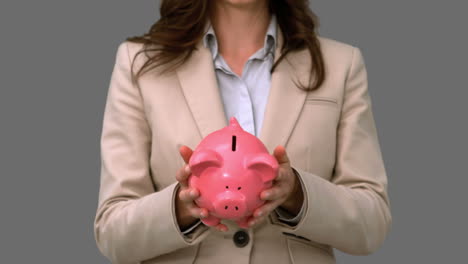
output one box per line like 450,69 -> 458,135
93,42 -> 210,264
269,47 -> 392,255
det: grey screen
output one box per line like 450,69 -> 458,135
0,1 -> 466,263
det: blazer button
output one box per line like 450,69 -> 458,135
233,230 -> 250,248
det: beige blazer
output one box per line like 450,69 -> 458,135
94,25 -> 392,264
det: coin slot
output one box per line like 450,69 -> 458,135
232,135 -> 237,151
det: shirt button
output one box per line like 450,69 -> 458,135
233,230 -> 250,248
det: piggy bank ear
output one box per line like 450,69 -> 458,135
244,153 -> 279,183
189,149 -> 223,177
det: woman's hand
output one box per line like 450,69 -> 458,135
175,145 -> 229,232
247,145 -> 304,227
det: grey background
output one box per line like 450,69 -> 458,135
0,0 -> 466,263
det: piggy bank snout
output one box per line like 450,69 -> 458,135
213,192 -> 247,219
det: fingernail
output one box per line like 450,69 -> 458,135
256,211 -> 263,217
190,189 -> 197,197
185,165 -> 191,173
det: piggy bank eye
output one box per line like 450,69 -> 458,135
225,186 -> 229,189
237,186 -> 242,190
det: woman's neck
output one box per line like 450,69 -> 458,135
210,1 -> 271,60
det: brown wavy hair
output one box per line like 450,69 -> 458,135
126,0 -> 325,91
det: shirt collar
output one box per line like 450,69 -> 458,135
203,14 -> 277,60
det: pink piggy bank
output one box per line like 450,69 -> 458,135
188,117 -> 279,229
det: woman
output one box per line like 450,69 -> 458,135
94,0 -> 392,263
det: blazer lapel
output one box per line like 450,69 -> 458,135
258,25 -> 311,153
176,40 -> 228,139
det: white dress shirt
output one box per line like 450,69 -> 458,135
181,14 -> 305,234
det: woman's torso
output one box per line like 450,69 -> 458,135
129,33 -> 354,263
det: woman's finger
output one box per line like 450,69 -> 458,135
179,188 -> 208,219
252,197 -> 287,220
261,185 -> 287,201
272,170 -> 282,183
178,188 -> 191,204
182,198 -> 203,218
175,165 -> 191,187
252,201 -> 273,219
273,145 -> 290,165
259,200 -> 284,218
179,145 -> 193,164
247,214 -> 267,227
179,187 -> 199,203
188,205 -> 208,219
179,188 -> 209,218
199,208 -> 209,218
215,223 -> 228,232
274,167 -> 294,182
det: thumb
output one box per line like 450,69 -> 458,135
273,145 -> 290,165
179,145 -> 193,164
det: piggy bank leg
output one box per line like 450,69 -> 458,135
236,216 -> 250,229
201,215 -> 221,227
